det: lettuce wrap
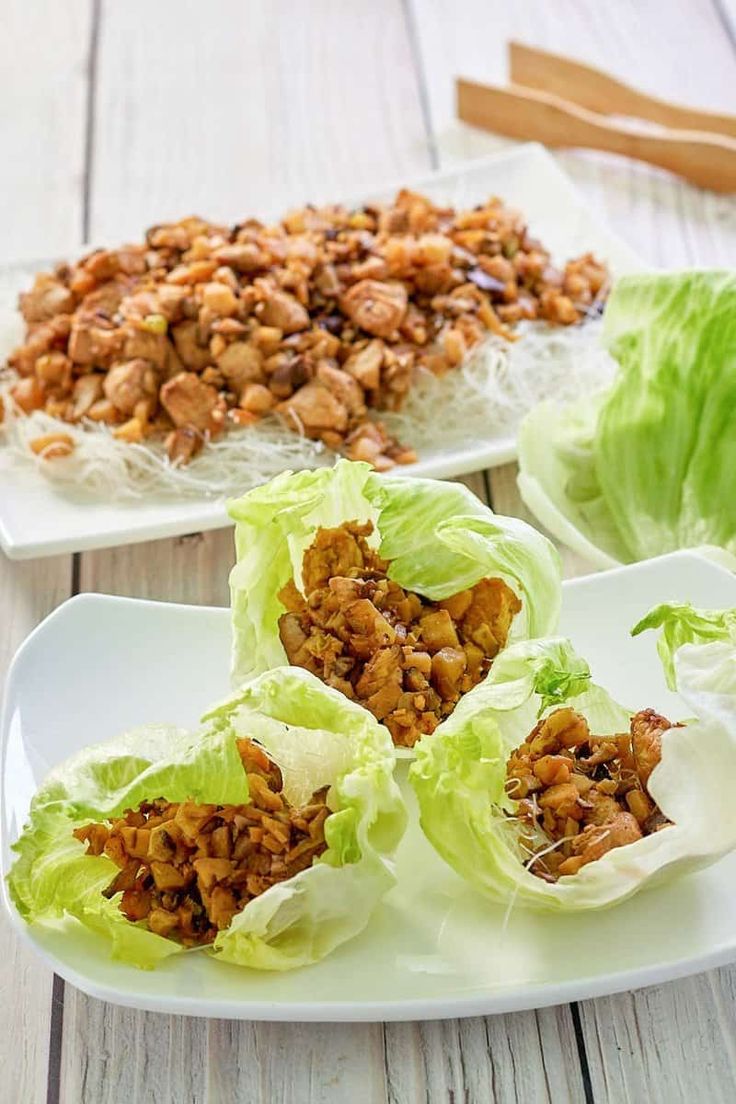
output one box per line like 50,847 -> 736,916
227,459 -> 562,695
518,271 -> 736,567
409,605 -> 736,909
8,667 -> 405,970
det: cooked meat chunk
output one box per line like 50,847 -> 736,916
20,274 -> 75,323
277,520 -> 520,747
6,193 -> 608,467
257,287 -> 310,333
631,707 -> 670,786
73,738 -> 330,947
160,371 -> 224,432
507,707 -> 673,882
341,280 -> 408,339
103,359 -> 159,416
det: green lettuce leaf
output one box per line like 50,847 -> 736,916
8,668 -> 405,971
633,602 -> 736,690
518,271 -> 736,566
409,625 -> 736,910
227,459 -> 562,685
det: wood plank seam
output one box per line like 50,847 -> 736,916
82,0 -> 102,242
713,0 -> 736,49
400,0 -> 440,170
47,3 -> 101,1100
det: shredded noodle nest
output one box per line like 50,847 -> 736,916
0,302 -> 614,502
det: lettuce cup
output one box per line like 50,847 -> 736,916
8,667 -> 406,970
228,459 -> 561,748
409,605 -> 736,910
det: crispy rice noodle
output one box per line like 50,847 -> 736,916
0,313 -> 614,501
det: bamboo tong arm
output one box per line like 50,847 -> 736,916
508,41 -> 736,141
456,69 -> 736,193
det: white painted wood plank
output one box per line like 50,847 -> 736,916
0,0 -> 91,261
0,553 -> 72,1103
0,2 -> 89,1099
207,1021 -> 388,1103
384,1008 -> 586,1103
88,0 -> 431,240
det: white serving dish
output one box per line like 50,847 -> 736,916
3,550 -> 735,1021
0,143 -> 643,560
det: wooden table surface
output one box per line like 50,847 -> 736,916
2,2 -> 736,1101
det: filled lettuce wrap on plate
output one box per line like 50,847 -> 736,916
409,605 -> 736,909
228,459 -> 561,748
8,667 -> 405,970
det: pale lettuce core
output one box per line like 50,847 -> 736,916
518,271 -> 736,567
8,667 -> 406,971
227,459 -> 562,686
410,606 -> 736,910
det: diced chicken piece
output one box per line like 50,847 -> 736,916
193,857 -> 233,891
240,382 -> 275,414
20,274 -> 75,323
70,374 -> 104,420
431,647 -> 467,699
11,377 -> 45,413
208,885 -> 238,930
344,598 -> 396,651
277,381 -> 348,437
630,708 -> 669,786
68,318 -> 123,366
460,578 -> 521,657
341,279 -> 408,338
344,339 -> 384,390
171,320 -> 214,371
419,609 -> 460,653
560,813 -> 642,875
316,362 -> 366,418
166,426 -> 203,465
438,589 -> 473,620
355,645 -> 403,719
258,288 -> 310,333
122,326 -> 170,369
213,242 -> 264,272
148,908 -> 180,936
279,612 -> 309,664
160,371 -> 224,432
301,524 -> 369,592
216,341 -> 264,390
174,801 -> 218,839
103,358 -> 159,416
150,861 -> 190,891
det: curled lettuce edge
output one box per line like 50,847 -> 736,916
227,457 -> 562,687
518,271 -> 736,567
409,621 -> 736,910
8,667 -> 406,971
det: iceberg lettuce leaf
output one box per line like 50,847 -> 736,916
410,627 -> 736,910
228,459 -> 562,685
518,271 -> 736,566
8,669 -> 405,971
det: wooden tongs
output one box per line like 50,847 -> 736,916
457,42 -> 736,193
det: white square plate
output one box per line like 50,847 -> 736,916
3,550 -> 736,1021
0,144 -> 643,559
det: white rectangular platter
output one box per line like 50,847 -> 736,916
2,550 -> 735,1021
0,143 -> 643,559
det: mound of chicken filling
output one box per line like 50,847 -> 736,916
72,739 -> 329,947
506,707 -> 674,881
278,520 -> 521,747
6,189 -> 608,471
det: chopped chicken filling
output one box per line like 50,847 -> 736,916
277,520 -> 521,747
7,192 -> 608,470
72,738 -> 329,947
506,707 -> 675,881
